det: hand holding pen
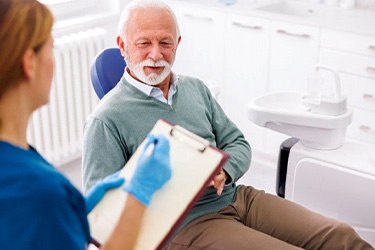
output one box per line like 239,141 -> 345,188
123,134 -> 172,206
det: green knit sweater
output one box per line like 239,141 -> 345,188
82,75 -> 251,231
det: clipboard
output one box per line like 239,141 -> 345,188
88,119 -> 229,249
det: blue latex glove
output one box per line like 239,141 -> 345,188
85,171 -> 125,214
123,134 -> 172,206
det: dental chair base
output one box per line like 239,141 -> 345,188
277,138 -> 375,246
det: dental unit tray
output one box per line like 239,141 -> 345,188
248,65 -> 352,150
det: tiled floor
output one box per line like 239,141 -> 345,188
59,157 -> 277,195
58,158 -> 84,191
237,163 -> 277,195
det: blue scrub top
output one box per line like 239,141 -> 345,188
0,141 -> 90,250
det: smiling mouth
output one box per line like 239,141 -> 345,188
145,66 -> 164,69
144,66 -> 164,74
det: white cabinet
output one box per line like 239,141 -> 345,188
166,0 -> 375,167
319,29 -> 375,145
223,14 -> 270,152
169,3 -> 226,104
268,21 -> 320,93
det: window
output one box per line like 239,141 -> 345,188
39,0 -> 73,4
41,0 -> 116,21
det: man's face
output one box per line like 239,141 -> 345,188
121,8 -> 180,86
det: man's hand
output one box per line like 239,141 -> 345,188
210,169 -> 227,195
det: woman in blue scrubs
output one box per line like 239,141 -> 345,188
0,1 -> 171,249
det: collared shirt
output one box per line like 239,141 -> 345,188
124,68 -> 178,105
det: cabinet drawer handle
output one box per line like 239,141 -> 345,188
363,94 -> 375,101
359,125 -> 375,135
369,45 -> 375,51
366,66 -> 375,73
184,14 -> 213,22
276,29 -> 311,38
232,22 -> 262,30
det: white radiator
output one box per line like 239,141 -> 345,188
27,28 -> 107,166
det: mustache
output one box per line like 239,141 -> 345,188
140,59 -> 170,67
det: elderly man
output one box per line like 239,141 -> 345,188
82,0 -> 373,249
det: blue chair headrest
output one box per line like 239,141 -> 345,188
90,48 -> 126,99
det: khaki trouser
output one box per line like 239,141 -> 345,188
168,185 -> 374,250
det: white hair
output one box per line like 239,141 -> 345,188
117,0 -> 180,40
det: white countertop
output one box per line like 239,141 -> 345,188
167,0 -> 375,37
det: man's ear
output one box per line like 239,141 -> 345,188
175,36 -> 181,51
117,36 -> 126,57
21,49 -> 36,81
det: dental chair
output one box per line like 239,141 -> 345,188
276,137 -> 375,246
90,48 -> 126,99
248,65 -> 375,246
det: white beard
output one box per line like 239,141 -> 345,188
127,58 -> 173,86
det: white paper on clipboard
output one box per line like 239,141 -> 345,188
88,119 -> 229,250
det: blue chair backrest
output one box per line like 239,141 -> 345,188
90,48 -> 126,99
